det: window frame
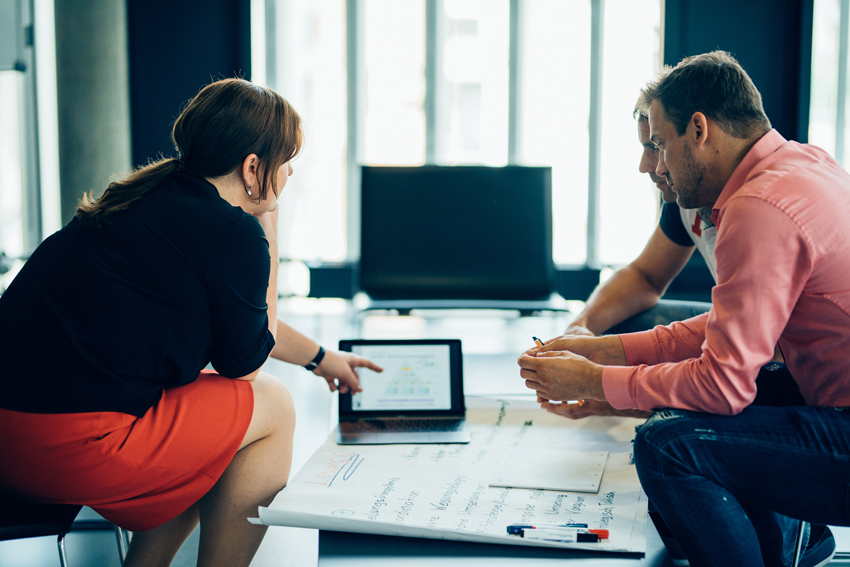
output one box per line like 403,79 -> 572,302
345,0 -> 611,267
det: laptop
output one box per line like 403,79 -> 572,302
336,339 -> 471,445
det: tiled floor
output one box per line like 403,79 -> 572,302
0,302 -> 575,567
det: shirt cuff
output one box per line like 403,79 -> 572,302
619,331 -> 661,366
602,366 -> 637,410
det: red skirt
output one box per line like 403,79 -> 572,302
0,371 -> 253,531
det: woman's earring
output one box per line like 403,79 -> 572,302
247,184 -> 253,196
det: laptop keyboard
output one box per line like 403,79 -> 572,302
339,419 -> 466,433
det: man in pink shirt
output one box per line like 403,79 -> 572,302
519,51 -> 850,566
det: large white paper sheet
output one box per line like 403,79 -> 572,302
257,398 -> 648,554
490,450 -> 608,493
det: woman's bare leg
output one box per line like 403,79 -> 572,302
122,503 -> 200,567
118,372 -> 295,567
196,372 -> 296,567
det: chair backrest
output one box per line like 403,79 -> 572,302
359,165 -> 555,301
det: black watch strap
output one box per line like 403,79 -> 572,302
304,345 -> 326,371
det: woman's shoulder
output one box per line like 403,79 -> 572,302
116,171 -> 263,267
144,171 -> 254,228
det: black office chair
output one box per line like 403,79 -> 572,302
0,492 -> 129,566
792,520 -> 807,567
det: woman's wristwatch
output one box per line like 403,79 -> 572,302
304,345 -> 326,371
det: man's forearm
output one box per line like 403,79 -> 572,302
569,226 -> 696,336
569,266 -> 664,335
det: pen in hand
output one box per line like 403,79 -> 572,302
531,336 -> 585,406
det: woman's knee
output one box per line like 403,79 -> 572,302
242,372 -> 295,447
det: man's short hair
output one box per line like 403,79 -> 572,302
636,51 -> 771,139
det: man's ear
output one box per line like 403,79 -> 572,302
690,112 -> 709,148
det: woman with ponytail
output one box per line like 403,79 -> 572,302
0,78 -> 381,567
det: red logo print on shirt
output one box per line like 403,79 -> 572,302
691,215 -> 702,237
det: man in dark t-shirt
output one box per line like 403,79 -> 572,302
536,110 -> 807,567
564,112 -> 715,341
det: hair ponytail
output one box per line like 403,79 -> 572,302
76,157 -> 181,228
76,78 -> 302,228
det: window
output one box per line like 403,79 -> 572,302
261,0 -> 349,262
517,0 -> 591,265
597,0 -> 662,265
434,0 -> 510,165
260,0 -> 662,274
363,0 -> 427,165
0,0 -> 60,294
809,0 -> 847,163
1,0 -> 27,264
0,71 -> 26,261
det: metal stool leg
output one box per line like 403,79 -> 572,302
792,520 -> 808,567
114,525 -> 130,563
57,533 -> 70,567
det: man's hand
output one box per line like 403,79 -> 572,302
541,399 -> 652,420
521,334 -> 627,367
518,350 -> 606,402
311,350 -> 383,394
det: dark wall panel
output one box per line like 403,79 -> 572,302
127,0 -> 251,167
664,0 -> 814,143
661,0 -> 814,302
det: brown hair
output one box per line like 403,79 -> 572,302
77,78 -> 302,227
637,51 -> 771,139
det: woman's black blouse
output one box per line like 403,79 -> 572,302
0,171 -> 275,417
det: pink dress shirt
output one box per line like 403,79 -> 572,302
603,129 -> 850,414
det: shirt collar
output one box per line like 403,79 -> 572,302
710,129 -> 786,227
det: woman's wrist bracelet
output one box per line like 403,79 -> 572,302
304,345 -> 326,371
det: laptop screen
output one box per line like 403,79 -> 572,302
349,343 -> 452,410
338,339 -> 464,418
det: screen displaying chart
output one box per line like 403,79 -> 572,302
350,344 -> 452,411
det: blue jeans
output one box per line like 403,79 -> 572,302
605,299 -> 817,565
634,405 -> 850,566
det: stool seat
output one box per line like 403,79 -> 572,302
0,491 -> 127,566
0,497 -> 82,542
